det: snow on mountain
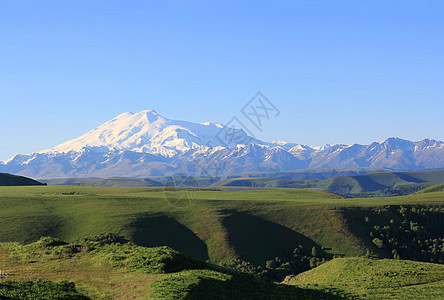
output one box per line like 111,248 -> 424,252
2,110 -> 444,179
40,110 -> 260,157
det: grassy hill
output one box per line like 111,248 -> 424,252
0,186 -> 443,264
0,236 -> 345,299
287,257 -> 444,299
233,167 -> 392,180
0,186 -> 443,298
42,169 -> 444,198
212,169 -> 444,197
415,183 -> 444,194
0,173 -> 44,186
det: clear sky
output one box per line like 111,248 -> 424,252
1,0 -> 444,160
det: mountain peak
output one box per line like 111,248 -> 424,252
3,110 -> 444,178
37,110 -> 261,156
135,109 -> 161,124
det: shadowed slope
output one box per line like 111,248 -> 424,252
126,214 -> 209,261
221,210 -> 325,265
0,173 -> 44,186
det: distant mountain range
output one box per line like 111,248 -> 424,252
1,110 -> 444,179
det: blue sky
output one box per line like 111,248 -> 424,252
1,0 -> 444,160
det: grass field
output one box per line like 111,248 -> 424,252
0,186 -> 443,298
287,257 -> 444,299
1,186 -> 443,264
0,236 -> 347,299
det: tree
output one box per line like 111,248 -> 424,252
311,246 -> 318,257
372,238 -> 384,248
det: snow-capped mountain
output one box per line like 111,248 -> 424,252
2,110 -> 444,179
41,110 -> 262,156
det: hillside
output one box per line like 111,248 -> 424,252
416,183 -> 444,194
212,169 -> 444,197
0,186 -> 443,298
287,257 -> 444,299
0,186 -> 443,265
0,173 -> 44,186
235,167 -> 391,180
0,236 -> 344,299
43,177 -> 161,187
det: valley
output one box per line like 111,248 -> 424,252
0,185 -> 443,298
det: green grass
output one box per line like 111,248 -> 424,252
149,269 -> 347,299
1,186 -> 443,298
416,183 -> 444,194
287,257 -> 444,299
0,280 -> 88,299
0,186 -> 443,265
1,237 -> 346,299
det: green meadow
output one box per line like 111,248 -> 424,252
0,185 -> 443,298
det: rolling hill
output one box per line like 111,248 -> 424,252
0,186 -> 443,264
212,169 -> 444,197
0,186 -> 443,298
0,173 -> 45,186
0,236 -> 345,299
287,257 -> 444,299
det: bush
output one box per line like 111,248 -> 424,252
0,281 -> 88,299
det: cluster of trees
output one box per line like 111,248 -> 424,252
222,244 -> 331,281
341,184 -> 428,198
380,184 -> 430,197
366,206 -> 444,263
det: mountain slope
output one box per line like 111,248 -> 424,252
2,110 -> 444,178
41,110 -> 262,157
0,173 -> 44,186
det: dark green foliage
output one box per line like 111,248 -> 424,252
149,269 -> 348,299
347,206 -> 444,263
368,206 -> 444,263
76,232 -> 129,246
223,244 -> 329,282
221,259 -> 258,274
0,281 -> 88,299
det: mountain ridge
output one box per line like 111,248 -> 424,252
2,110 -> 444,178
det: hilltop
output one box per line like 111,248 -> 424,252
287,257 -> 444,299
